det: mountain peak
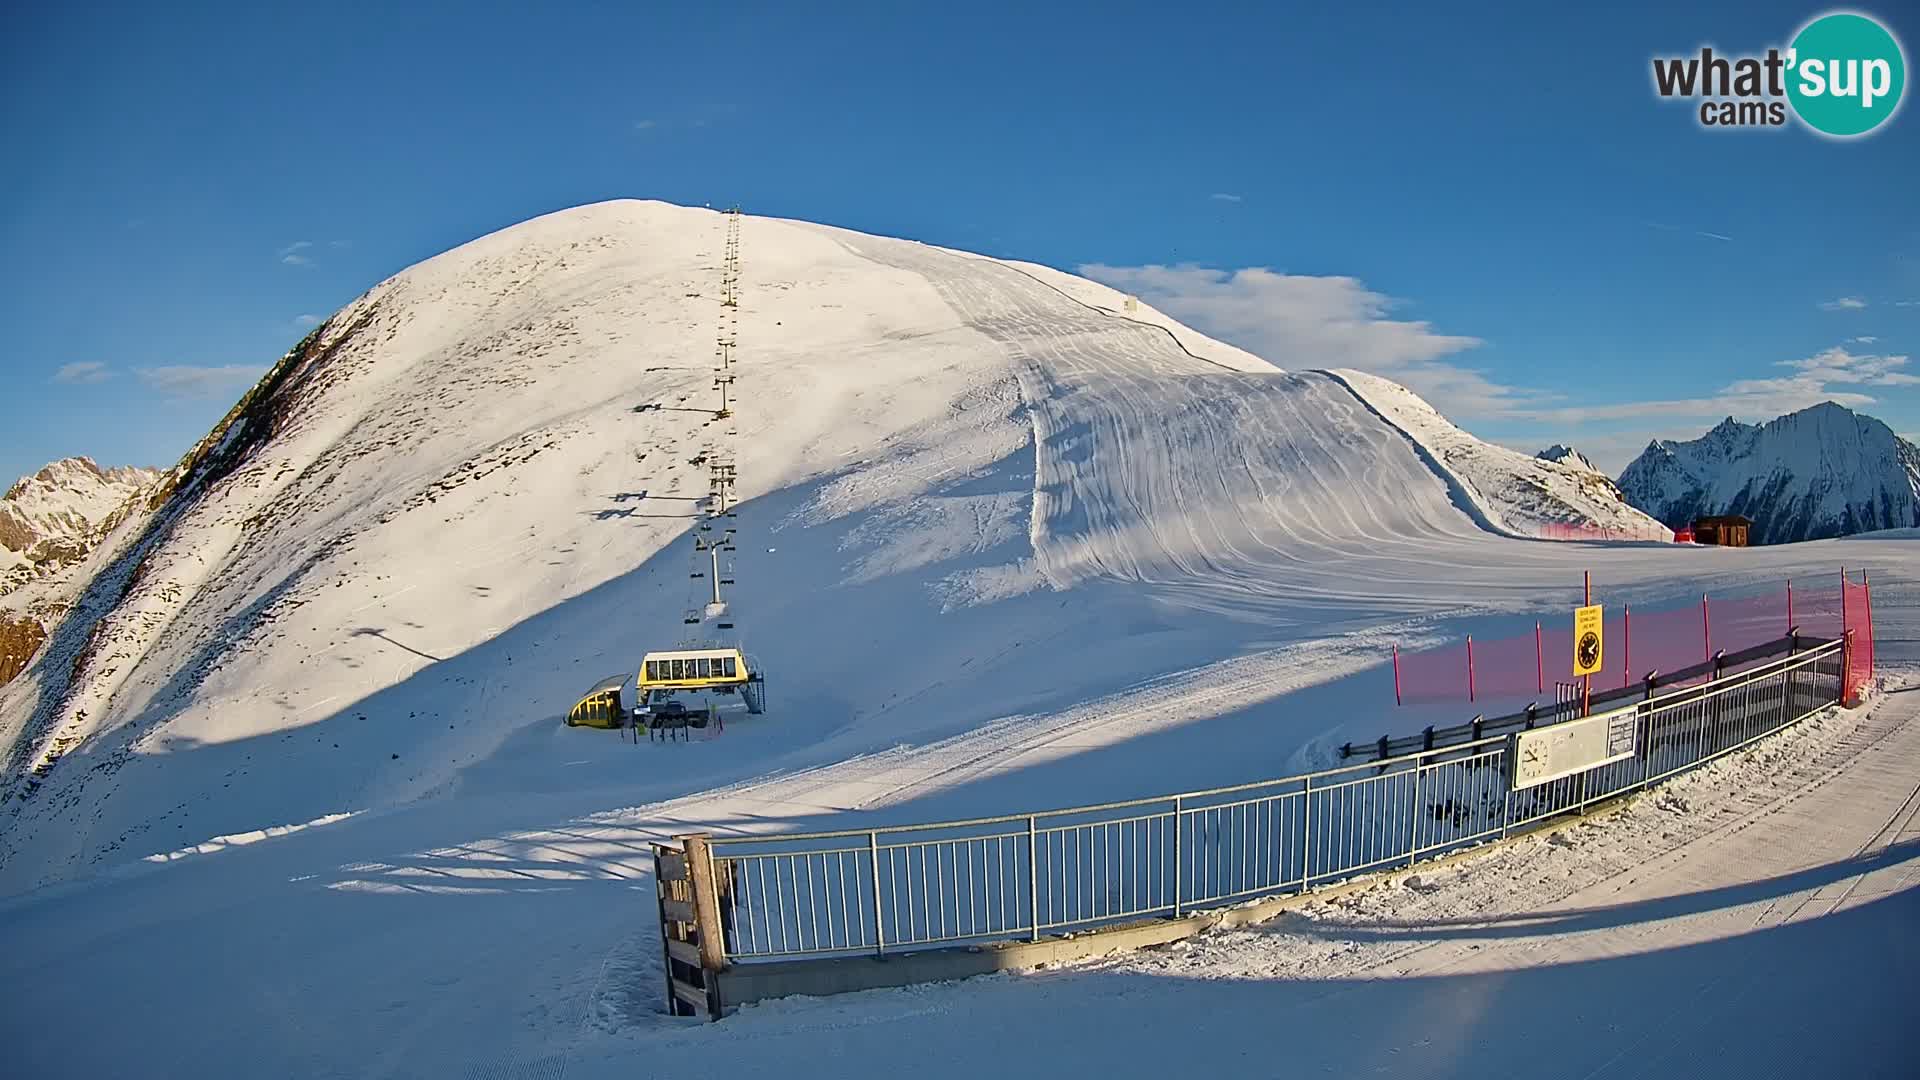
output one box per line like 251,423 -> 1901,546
2,457 -> 158,564
1535,444 -> 1601,474
1618,405 -> 1920,543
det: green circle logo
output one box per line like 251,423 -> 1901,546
1787,12 -> 1907,137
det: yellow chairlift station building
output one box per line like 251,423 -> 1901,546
632,647 -> 767,728
639,647 -> 751,690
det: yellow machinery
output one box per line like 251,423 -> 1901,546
633,648 -> 766,729
564,674 -> 629,729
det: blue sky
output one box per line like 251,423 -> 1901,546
3,0 -> 1917,484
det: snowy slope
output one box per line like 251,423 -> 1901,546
1332,369 -> 1672,541
0,198 -> 1913,1078
1618,404 -> 1920,543
0,200 -> 1778,894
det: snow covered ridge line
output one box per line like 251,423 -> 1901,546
1327,370 -> 1669,542
0,314 -> 357,796
667,644 -> 1848,1012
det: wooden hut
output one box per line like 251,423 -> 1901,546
1690,514 -> 1753,547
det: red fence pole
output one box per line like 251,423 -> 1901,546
1392,643 -> 1402,706
1535,621 -> 1543,693
1583,571 -> 1592,718
1702,592 -> 1711,664
1467,635 -> 1476,702
1623,603 -> 1632,688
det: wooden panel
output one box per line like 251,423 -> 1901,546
662,898 -> 698,925
671,978 -> 712,1016
683,836 -> 730,972
665,938 -> 703,967
658,852 -> 689,882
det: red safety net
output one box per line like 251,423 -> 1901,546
1393,577 -> 1850,707
1536,521 -> 1672,543
1842,575 -> 1876,703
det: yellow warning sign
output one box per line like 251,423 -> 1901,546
1573,604 -> 1604,677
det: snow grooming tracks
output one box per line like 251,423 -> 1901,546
1322,368 -> 1520,539
666,640 -> 1856,1015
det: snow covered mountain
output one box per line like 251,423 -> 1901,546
1,457 -> 156,593
0,200 -> 1680,891
1537,444 -> 1600,474
1,458 -> 158,688
1618,404 -> 1920,544
1333,373 -> 1667,541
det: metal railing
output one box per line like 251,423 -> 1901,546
705,636 -> 1847,963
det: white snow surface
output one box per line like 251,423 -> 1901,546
0,199 -> 1915,1078
1333,369 -> 1671,540
1618,404 -> 1920,543
1,199 -> 1697,892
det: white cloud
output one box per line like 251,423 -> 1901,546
1644,221 -> 1732,242
328,239 -> 351,249
53,361 -> 112,384
1209,192 -> 1243,203
280,240 -> 314,266
293,314 -> 320,328
1532,345 -> 1915,425
1819,296 -> 1867,311
634,119 -> 657,131
1774,346 -> 1917,386
1849,335 -> 1879,344
1077,263 -> 1520,417
135,365 -> 265,398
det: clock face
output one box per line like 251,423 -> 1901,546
1577,631 -> 1600,669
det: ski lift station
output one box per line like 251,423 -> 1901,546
634,647 -> 766,728
564,206 -> 766,741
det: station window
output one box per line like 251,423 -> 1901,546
670,659 -> 685,680
645,661 -> 659,681
698,657 -> 712,678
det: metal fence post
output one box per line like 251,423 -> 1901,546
868,830 -> 885,957
1500,740 -> 1514,839
1027,815 -> 1041,941
1298,779 -> 1311,893
1171,796 -> 1184,917
1408,756 -> 1423,867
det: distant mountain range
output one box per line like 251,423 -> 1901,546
1,457 -> 158,687
1616,402 -> 1920,544
1,457 -> 157,595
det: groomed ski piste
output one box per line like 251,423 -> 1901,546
0,201 -> 1914,1078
